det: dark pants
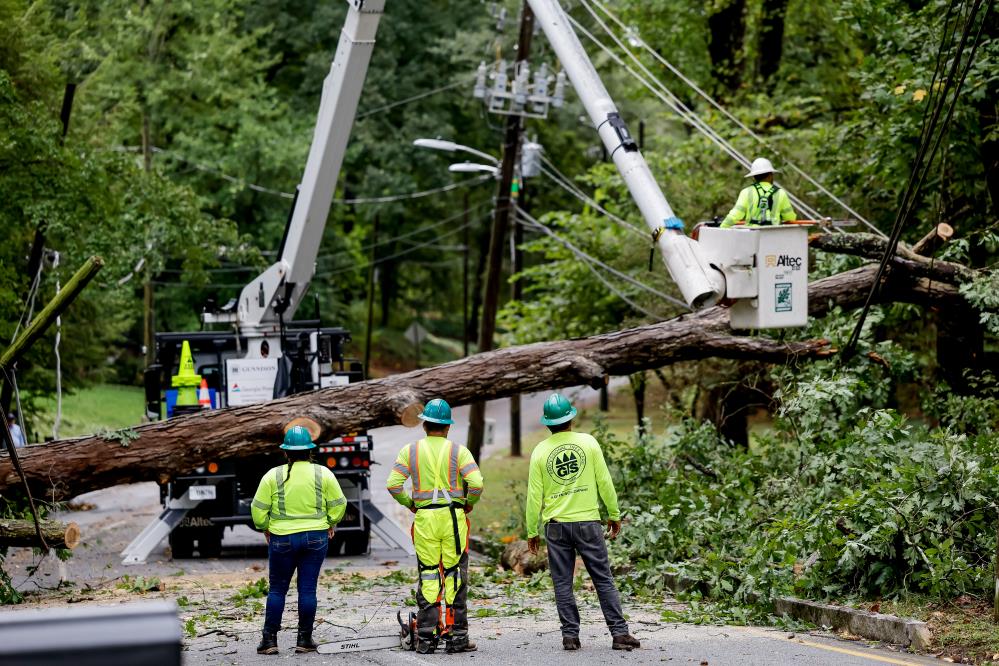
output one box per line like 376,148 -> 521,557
264,530 -> 328,634
545,520 -> 629,638
416,551 -> 469,642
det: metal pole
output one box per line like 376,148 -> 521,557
363,214 -> 379,378
467,2 -> 535,461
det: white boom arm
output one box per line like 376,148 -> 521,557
215,0 -> 385,337
526,0 -> 725,309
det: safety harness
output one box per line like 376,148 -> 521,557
750,182 -> 781,225
412,439 -> 465,641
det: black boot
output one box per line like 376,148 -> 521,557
563,636 -> 581,651
256,630 -> 278,655
295,629 -> 319,653
447,636 -> 477,653
416,638 -> 438,654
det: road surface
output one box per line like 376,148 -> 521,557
3,389 -> 941,665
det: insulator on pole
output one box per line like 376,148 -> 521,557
474,62 -> 488,99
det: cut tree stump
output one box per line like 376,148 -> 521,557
0,519 -> 80,550
0,253 -> 978,502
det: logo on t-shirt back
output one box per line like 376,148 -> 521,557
546,444 -> 586,485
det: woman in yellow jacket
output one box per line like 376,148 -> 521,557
251,426 -> 347,654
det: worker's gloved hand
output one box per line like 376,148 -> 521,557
606,520 -> 622,540
527,536 -> 540,555
327,527 -> 335,539
264,530 -> 271,545
463,503 -> 474,514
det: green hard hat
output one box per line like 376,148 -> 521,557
540,393 -> 577,426
280,425 -> 316,450
419,398 -> 454,425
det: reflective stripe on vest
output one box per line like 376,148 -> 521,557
411,439 -> 466,502
271,464 -> 326,520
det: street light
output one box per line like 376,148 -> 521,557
413,138 -> 500,165
448,162 -> 499,176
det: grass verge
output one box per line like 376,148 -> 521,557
29,384 -> 144,441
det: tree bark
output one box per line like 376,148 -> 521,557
0,257 -> 977,502
0,519 -> 80,550
708,0 -> 747,93
758,0 -> 789,83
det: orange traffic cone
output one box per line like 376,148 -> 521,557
198,378 -> 212,409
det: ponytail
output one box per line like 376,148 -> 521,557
284,448 -> 313,480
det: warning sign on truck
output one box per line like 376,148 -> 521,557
226,358 -> 278,406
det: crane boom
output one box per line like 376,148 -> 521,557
209,0 -> 725,348
525,0 -> 724,308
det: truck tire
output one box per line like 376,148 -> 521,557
343,526 -> 370,556
196,528 -> 223,558
169,529 -> 194,559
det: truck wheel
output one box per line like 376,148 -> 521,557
343,527 -> 370,556
169,529 -> 194,559
327,533 -> 345,557
196,528 -> 223,558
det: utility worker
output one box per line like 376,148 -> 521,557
721,157 -> 797,227
526,394 -> 641,652
251,425 -> 347,655
386,398 -> 483,654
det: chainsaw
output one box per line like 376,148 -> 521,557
316,610 -> 426,654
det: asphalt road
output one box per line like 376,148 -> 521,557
4,388 -> 943,665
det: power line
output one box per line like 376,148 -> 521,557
538,158 -> 647,238
515,207 -> 687,310
584,0 -> 883,236
356,78 -> 472,120
570,7 -> 862,237
123,145 -> 492,204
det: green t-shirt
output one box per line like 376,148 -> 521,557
525,431 -> 620,538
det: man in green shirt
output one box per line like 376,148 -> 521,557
525,394 -> 641,652
721,157 -> 797,228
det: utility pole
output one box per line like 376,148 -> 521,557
467,2 -> 534,461
463,192 -> 470,357
509,180 -> 525,457
363,213 -> 379,378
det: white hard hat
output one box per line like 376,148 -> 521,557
745,157 -> 779,178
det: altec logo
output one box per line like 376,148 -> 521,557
546,444 -> 586,485
765,254 -> 803,270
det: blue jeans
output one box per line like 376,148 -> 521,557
263,530 -> 328,633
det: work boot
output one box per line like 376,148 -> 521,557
447,637 -> 477,653
295,629 -> 319,653
612,634 -> 641,651
256,630 -> 278,655
563,636 -> 581,651
416,638 -> 438,654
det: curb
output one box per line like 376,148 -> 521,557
773,597 -> 931,650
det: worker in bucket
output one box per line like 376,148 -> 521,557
251,425 -> 347,655
721,157 -> 797,227
386,398 -> 484,654
526,393 -> 641,652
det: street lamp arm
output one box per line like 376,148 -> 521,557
413,138 -> 500,165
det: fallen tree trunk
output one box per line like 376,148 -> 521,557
0,257 -> 973,501
0,519 -> 80,550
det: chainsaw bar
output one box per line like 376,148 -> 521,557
316,634 -> 400,654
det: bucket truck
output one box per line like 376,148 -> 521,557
124,0 -> 811,566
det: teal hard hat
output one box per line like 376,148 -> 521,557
280,425 -> 316,450
540,393 -> 577,426
419,398 -> 454,425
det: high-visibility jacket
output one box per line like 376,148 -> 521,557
721,181 -> 797,228
385,437 -> 484,508
525,431 -> 620,539
251,461 -> 347,535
